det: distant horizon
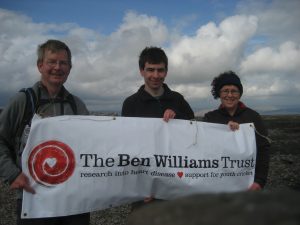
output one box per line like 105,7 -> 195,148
89,108 -> 300,117
1,107 -> 300,117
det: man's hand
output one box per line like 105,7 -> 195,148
163,109 -> 176,122
10,173 -> 35,194
228,121 -> 239,131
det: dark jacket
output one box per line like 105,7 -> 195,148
122,84 -> 194,120
203,102 -> 270,188
122,83 -> 194,209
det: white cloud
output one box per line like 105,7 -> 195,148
0,2 -> 300,114
241,41 -> 300,73
167,15 -> 258,85
237,0 -> 300,44
112,11 -> 168,45
239,41 -> 300,100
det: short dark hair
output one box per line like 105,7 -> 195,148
138,47 -> 168,71
37,39 -> 72,67
211,71 -> 243,99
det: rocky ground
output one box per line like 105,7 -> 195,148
1,115 -> 299,225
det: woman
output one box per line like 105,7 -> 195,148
203,71 -> 270,190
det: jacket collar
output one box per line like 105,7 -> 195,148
138,83 -> 173,101
218,101 -> 247,116
35,81 -> 69,100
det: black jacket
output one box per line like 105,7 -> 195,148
203,102 -> 270,188
122,84 -> 194,120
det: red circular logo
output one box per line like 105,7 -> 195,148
28,140 -> 75,186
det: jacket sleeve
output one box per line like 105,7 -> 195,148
202,113 -> 209,122
0,94 -> 26,184
121,97 -> 134,117
173,96 -> 194,120
253,113 -> 270,188
181,98 -> 194,120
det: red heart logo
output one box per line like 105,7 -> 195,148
177,171 -> 183,178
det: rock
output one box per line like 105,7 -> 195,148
127,190 -> 300,225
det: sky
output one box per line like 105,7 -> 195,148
0,0 -> 300,115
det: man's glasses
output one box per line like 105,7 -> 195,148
145,67 -> 166,73
220,89 -> 240,96
45,60 -> 70,67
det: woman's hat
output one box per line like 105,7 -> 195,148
211,71 -> 243,99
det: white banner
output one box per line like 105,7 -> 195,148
21,115 -> 256,218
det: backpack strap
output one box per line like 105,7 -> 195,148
14,87 -> 78,155
16,88 -> 37,139
17,87 -> 77,137
37,93 -> 78,115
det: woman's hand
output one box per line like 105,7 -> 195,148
248,182 -> 262,191
144,196 -> 154,203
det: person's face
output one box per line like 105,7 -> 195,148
37,50 -> 71,88
219,85 -> 241,111
140,62 -> 167,91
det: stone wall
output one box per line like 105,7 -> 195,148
127,190 -> 300,225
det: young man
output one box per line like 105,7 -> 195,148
0,40 -> 90,224
121,46 -> 194,209
122,46 -> 194,121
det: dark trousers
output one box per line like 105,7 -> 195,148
17,199 -> 90,225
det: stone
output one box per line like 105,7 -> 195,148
127,190 -> 300,225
